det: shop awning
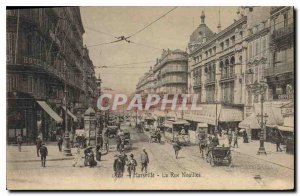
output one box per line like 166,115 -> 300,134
197,123 -> 208,128
219,107 -> 243,122
277,116 -> 294,133
253,103 -> 284,128
37,101 -> 63,123
238,113 -> 260,129
62,106 -> 78,122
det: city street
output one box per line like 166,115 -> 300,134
7,124 -> 294,190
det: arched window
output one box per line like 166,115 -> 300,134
230,56 -> 235,65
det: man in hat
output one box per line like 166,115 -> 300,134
39,143 -> 48,167
140,147 -> 149,173
114,154 -> 124,178
127,153 -> 137,178
57,135 -> 63,152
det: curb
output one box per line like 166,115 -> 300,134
232,150 -> 294,170
8,157 -> 74,163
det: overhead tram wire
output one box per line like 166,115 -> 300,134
22,16 -> 293,66
126,6 -> 178,39
84,7 -> 178,49
84,26 -> 118,39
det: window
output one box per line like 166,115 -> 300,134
27,35 -> 33,56
248,44 -> 252,58
220,42 -> 224,51
213,47 -> 216,55
239,31 -> 243,39
255,41 -> 260,56
225,39 -> 229,48
231,36 -> 236,45
284,13 -> 288,27
262,38 -> 267,56
28,76 -> 33,93
7,75 -> 19,92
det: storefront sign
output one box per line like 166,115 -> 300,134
282,107 -> 294,116
23,56 -> 41,65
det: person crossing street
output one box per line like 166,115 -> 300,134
140,147 -> 149,173
39,143 -> 48,167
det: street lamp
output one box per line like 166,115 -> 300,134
63,62 -> 72,156
250,80 -> 268,155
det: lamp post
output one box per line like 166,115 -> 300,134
250,80 -> 268,155
63,62 -> 72,156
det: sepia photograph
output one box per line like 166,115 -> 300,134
5,5 -> 295,190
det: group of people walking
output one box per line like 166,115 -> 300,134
113,148 -> 149,178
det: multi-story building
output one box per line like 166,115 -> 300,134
187,10 -> 246,133
136,49 -> 188,95
6,7 -> 97,143
240,7 -> 294,143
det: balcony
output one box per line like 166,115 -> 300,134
272,23 -> 294,41
264,62 -> 294,77
161,66 -> 187,75
220,71 -> 235,82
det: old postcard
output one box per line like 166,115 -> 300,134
6,6 -> 295,190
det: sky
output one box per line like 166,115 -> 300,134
80,6 -> 238,94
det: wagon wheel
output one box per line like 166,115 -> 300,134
209,153 -> 215,167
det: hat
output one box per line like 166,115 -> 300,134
130,153 -> 134,157
42,143 -> 45,145
142,147 -> 146,150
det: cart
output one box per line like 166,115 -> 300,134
107,125 -> 118,138
149,129 -> 161,143
206,146 -> 232,167
124,132 -> 132,149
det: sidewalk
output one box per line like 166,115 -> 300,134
230,138 -> 294,170
7,145 -> 75,163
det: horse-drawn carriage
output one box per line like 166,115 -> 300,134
149,129 -> 161,143
117,132 -> 132,151
206,146 -> 232,167
107,125 -> 118,138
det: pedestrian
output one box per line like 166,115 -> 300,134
16,134 -> 23,152
211,133 -> 219,147
243,129 -> 248,143
227,129 -> 233,147
233,128 -> 239,148
98,134 -> 104,149
114,155 -> 124,178
95,145 -> 102,161
84,146 -> 93,166
36,136 -> 43,157
39,143 -> 48,167
172,140 -> 181,159
57,135 -> 63,152
140,147 -> 149,173
275,130 -> 282,152
127,153 -> 137,178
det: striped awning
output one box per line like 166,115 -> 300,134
238,113 -> 260,129
62,106 -> 78,122
37,101 -> 63,123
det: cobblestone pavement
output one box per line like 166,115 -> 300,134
7,125 -> 294,190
